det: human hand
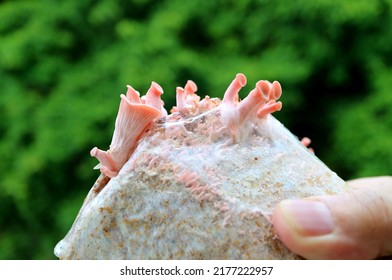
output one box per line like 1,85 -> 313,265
272,176 -> 392,259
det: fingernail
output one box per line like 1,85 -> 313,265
279,200 -> 334,236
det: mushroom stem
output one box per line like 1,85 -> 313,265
222,73 -> 247,104
238,81 -> 269,124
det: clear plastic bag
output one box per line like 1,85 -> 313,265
55,74 -> 349,259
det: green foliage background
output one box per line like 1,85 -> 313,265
0,0 -> 391,259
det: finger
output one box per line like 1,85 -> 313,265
272,176 -> 392,259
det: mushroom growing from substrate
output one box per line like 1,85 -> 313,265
55,74 -> 350,259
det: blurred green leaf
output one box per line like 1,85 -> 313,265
0,0 -> 391,259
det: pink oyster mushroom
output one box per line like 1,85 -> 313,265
91,73 -> 283,179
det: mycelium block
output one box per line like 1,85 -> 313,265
54,74 -> 350,259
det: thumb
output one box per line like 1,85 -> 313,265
272,176 -> 392,259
